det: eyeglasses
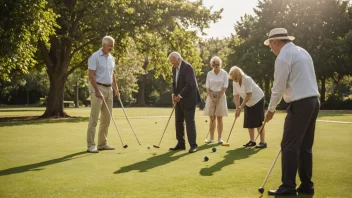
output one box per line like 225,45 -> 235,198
212,64 -> 220,68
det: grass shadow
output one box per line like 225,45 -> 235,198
0,116 -> 89,127
0,151 -> 90,176
200,147 -> 260,176
0,110 -> 45,112
274,194 -> 313,198
114,144 -> 218,174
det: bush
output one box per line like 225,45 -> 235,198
321,94 -> 352,110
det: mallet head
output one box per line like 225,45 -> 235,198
221,143 -> 230,147
153,145 -> 160,148
123,145 -> 128,148
258,187 -> 264,194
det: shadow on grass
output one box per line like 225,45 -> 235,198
0,151 -> 90,176
0,109 -> 45,112
114,144 -> 218,174
0,116 -> 89,127
274,194 -> 313,198
200,147 -> 260,176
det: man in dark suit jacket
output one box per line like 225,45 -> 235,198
168,51 -> 200,153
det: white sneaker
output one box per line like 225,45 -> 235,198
205,139 -> 214,143
218,139 -> 224,144
98,144 -> 115,150
87,146 -> 99,153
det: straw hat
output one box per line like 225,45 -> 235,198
264,28 -> 295,46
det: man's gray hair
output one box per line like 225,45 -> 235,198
210,56 -> 222,66
168,51 -> 183,60
102,36 -> 115,45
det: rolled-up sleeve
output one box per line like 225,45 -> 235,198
223,71 -> 229,88
88,54 -> 97,70
244,77 -> 253,93
233,81 -> 238,95
268,58 -> 290,112
206,72 -> 210,88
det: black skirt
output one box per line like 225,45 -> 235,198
243,97 -> 264,128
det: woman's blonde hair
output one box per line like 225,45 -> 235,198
228,66 -> 245,80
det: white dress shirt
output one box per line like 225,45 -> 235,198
175,61 -> 181,87
268,42 -> 320,112
206,69 -> 229,91
88,49 -> 115,84
233,75 -> 264,107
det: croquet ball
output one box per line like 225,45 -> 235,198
147,146 -> 150,149
212,147 -> 216,152
204,156 -> 209,161
153,152 -> 156,155
205,120 -> 208,122
155,122 -> 157,124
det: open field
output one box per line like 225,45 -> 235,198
0,107 -> 351,197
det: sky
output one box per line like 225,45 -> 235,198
196,0 -> 259,38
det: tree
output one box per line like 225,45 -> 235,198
227,0 -> 352,104
0,0 -> 57,81
32,0 -> 222,117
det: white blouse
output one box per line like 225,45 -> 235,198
206,69 -> 229,91
233,75 -> 264,107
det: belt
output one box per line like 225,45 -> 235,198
97,82 -> 111,87
291,96 -> 319,103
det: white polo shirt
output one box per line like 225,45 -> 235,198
233,75 -> 264,107
88,49 -> 115,85
268,42 -> 320,112
206,69 -> 229,91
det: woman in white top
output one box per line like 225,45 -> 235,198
203,56 -> 228,143
229,66 -> 267,149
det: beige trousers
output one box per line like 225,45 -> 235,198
87,83 -> 113,147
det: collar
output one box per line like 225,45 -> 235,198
99,48 -> 110,57
211,69 -> 221,75
176,61 -> 182,70
281,42 -> 294,53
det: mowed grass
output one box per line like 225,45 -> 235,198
0,107 -> 351,198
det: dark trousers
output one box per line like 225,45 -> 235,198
281,97 -> 320,189
175,102 -> 198,148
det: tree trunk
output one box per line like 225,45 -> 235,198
137,75 -> 147,106
136,55 -> 149,107
42,72 -> 68,117
320,77 -> 326,102
75,81 -> 79,108
264,77 -> 271,102
26,89 -> 29,105
39,37 -> 71,118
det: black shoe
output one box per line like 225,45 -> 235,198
189,147 -> 198,153
297,185 -> 314,195
243,141 -> 256,147
268,187 -> 296,196
169,145 -> 186,151
255,142 -> 267,149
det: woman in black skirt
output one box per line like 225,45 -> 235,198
228,66 -> 267,148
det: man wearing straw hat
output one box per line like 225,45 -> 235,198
264,28 -> 320,196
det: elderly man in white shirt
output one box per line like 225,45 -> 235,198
264,28 -> 320,196
86,36 -> 121,153
203,56 -> 228,144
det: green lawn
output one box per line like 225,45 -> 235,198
0,107 -> 351,197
